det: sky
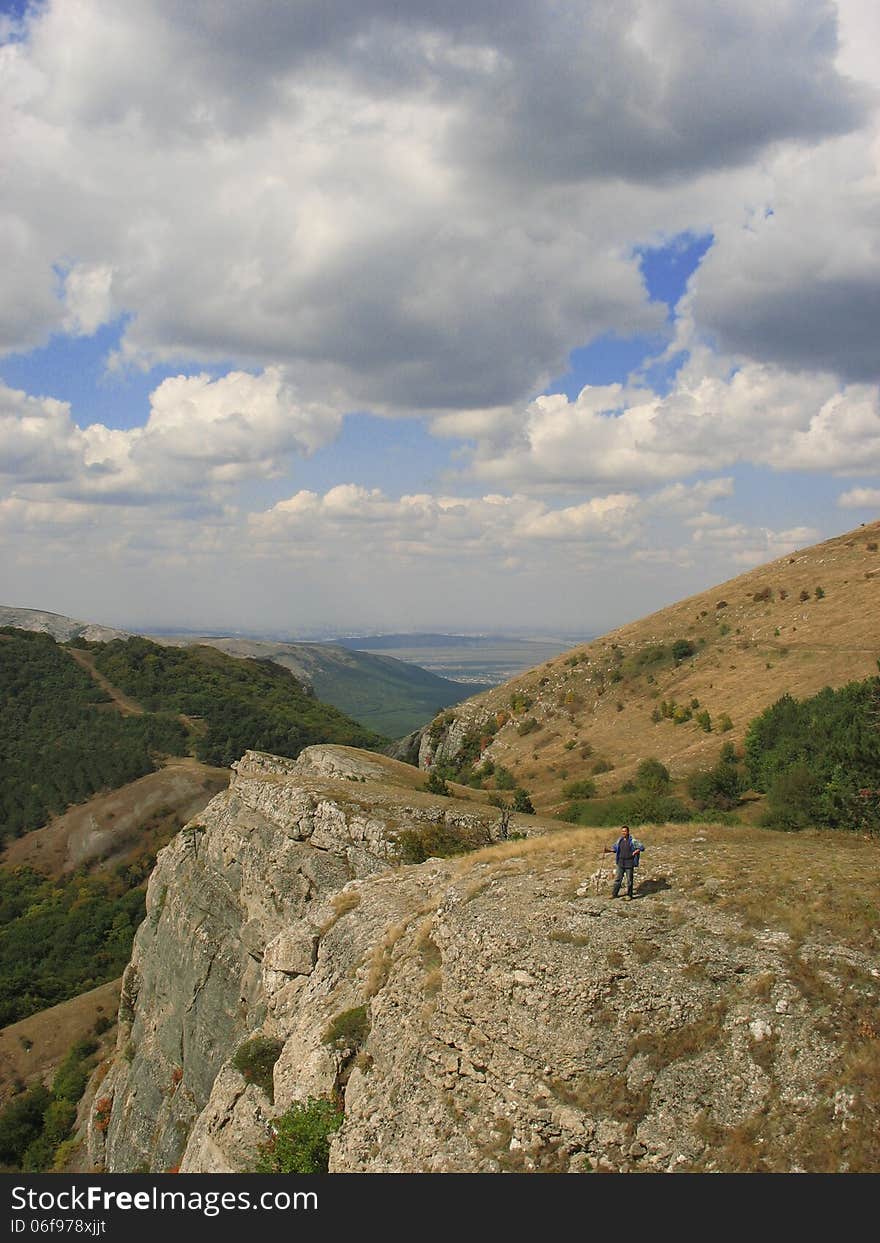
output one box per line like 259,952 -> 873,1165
1,0 -> 879,637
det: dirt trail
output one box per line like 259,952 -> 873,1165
68,647 -> 145,716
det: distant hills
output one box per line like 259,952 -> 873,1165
0,607 -> 484,737
155,636 -> 486,738
0,606 -> 131,644
339,633 -> 580,686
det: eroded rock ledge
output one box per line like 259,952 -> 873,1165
89,746 -> 879,1174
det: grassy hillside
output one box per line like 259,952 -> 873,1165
416,520 -> 880,816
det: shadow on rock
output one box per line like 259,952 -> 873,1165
636,876 -> 672,896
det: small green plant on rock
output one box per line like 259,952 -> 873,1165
424,771 -> 450,796
256,1097 -> 344,1174
322,1005 -> 370,1052
232,1037 -> 284,1103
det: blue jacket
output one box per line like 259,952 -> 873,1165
613,835 -> 644,868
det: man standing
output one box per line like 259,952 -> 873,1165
604,825 -> 641,900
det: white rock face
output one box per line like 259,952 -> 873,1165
89,746 -> 880,1175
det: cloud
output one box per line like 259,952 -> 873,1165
1,0 -> 873,412
248,477 -> 735,562
0,369 -> 340,504
838,486 -> 880,508
453,359 -> 880,488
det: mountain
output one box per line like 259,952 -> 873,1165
1,606 -> 482,737
7,521 -> 880,1175
395,520 -> 880,815
155,636 -> 484,737
84,745 -> 879,1174
0,606 -> 131,644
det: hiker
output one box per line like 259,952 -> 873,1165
603,825 -> 642,900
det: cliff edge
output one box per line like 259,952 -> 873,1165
89,745 -> 880,1174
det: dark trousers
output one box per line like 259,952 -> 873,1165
613,864 -> 634,897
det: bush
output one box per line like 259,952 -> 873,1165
671,639 -> 695,663
424,771 -> 450,796
635,758 -> 670,792
323,1005 -> 370,1052
517,717 -> 539,736
512,788 -> 535,815
562,792 -> 690,827
256,1098 -> 344,1174
394,822 -> 486,862
687,752 -> 746,811
494,766 -> 516,790
233,1037 -> 284,1102
763,764 -> 822,830
562,778 -> 596,799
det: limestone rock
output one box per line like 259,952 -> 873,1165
90,745 -> 880,1175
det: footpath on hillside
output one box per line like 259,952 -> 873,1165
67,647 -> 145,716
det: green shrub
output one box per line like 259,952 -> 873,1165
718,714 -> 734,732
511,788 -> 535,815
762,764 -> 822,830
494,766 -> 516,790
256,1098 -> 344,1174
517,717 -> 539,736
671,639 -> 695,663
687,751 -> 746,811
633,644 -> 667,668
424,771 -> 450,796
394,822 -> 486,862
591,759 -> 614,775
562,792 -> 690,827
232,1037 -> 284,1102
323,1005 -> 370,1051
562,778 -> 596,799
635,758 -> 670,792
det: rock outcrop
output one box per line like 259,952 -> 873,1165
89,745 -> 880,1174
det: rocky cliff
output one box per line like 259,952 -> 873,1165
89,745 -> 880,1174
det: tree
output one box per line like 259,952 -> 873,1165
512,788 -> 535,815
635,758 -> 670,792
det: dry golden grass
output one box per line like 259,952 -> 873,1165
1,759 -> 229,879
319,887 -> 362,934
0,979 -> 121,1105
436,519 -> 880,812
